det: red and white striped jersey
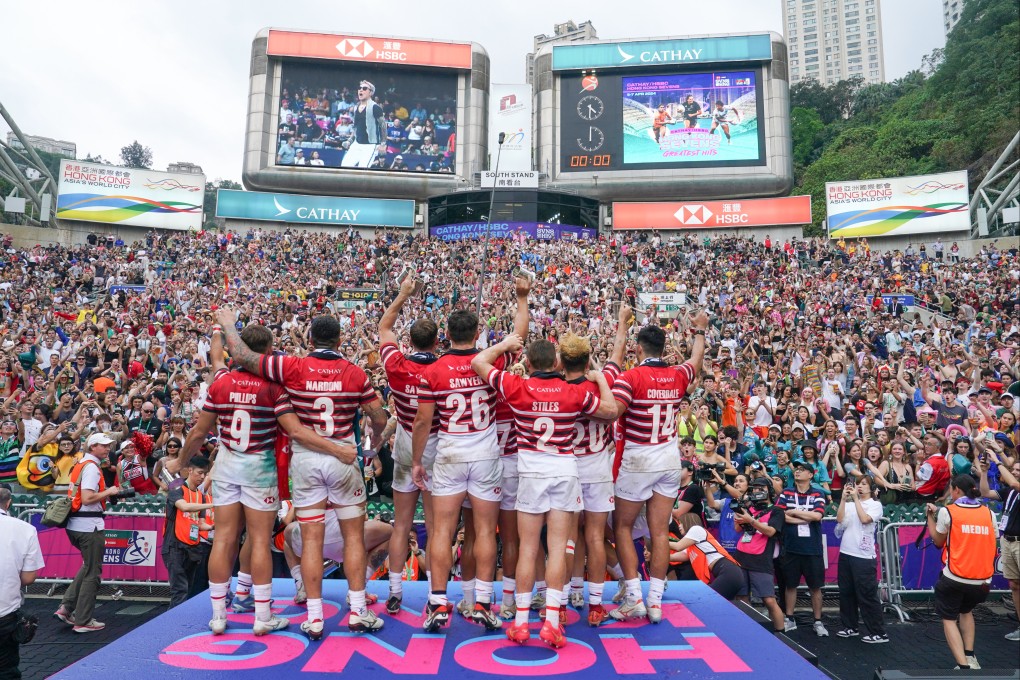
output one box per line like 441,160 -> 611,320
380,342 -> 439,435
418,349 -> 508,463
259,350 -> 375,445
612,359 -> 696,473
486,369 -> 601,477
568,362 -> 622,457
203,369 -> 293,454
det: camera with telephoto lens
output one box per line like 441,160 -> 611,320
116,488 -> 137,499
697,461 -> 726,483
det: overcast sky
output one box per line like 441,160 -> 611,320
0,0 -> 946,183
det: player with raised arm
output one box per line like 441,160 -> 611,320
216,309 -> 389,638
564,303 -> 630,626
378,273 -> 440,614
473,333 -> 616,648
611,309 -> 709,623
179,323 -> 360,636
709,100 -> 741,143
412,277 -> 531,633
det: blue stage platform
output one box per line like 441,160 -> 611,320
53,580 -> 829,679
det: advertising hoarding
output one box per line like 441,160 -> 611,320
56,161 -> 205,230
489,84 -> 533,172
613,196 -> 812,230
215,189 -> 414,227
267,30 -> 473,69
552,35 -> 773,71
826,171 -> 970,238
560,69 -> 765,173
429,221 -> 596,241
277,60 -> 458,174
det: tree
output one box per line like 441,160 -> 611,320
203,179 -> 243,228
790,107 -> 824,168
120,141 -> 153,169
82,153 -> 111,165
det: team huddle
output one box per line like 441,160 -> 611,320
185,273 -> 709,649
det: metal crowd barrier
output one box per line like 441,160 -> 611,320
19,507 -> 171,589
878,521 -> 1011,623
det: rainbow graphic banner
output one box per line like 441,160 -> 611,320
825,170 -> 969,238
57,161 -> 205,230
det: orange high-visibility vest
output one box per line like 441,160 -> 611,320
68,460 -> 105,513
174,485 -> 213,546
942,502 -> 996,581
684,531 -> 740,585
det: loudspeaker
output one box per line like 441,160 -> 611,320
874,669 -> 1020,679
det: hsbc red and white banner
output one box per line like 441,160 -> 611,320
612,196 -> 813,230
267,30 -> 473,69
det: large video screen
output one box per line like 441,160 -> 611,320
276,61 -> 459,174
559,69 -> 765,173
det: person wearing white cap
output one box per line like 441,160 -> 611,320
53,433 -> 128,633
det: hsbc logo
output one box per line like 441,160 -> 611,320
336,38 -> 375,59
335,37 -> 408,62
674,204 -> 714,225
264,496 -> 277,505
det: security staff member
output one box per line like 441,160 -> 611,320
163,456 -> 214,608
927,475 -> 998,670
974,450 -> 1020,641
1,486 -> 44,679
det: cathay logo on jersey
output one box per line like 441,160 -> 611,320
312,368 -> 342,375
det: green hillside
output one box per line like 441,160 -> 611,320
790,0 -> 1019,235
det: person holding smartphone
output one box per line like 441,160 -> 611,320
835,476 -> 887,643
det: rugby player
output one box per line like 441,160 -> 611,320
610,309 -> 709,623
411,277 -> 531,632
217,310 -> 389,638
377,273 -> 440,614
473,333 -> 615,647
180,324 -> 361,636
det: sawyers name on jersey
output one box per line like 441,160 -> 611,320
418,349 -> 508,464
381,342 -> 439,435
259,350 -> 375,445
487,368 -> 600,478
612,359 -> 695,473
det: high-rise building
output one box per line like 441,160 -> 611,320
526,20 -> 597,85
167,161 -> 204,175
5,132 -> 76,159
782,0 -> 886,86
943,0 -> 965,34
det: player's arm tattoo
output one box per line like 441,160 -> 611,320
221,323 -> 265,376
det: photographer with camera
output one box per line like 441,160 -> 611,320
835,476 -> 887,643
52,433 -> 132,633
732,477 -> 786,633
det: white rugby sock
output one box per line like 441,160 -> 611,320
389,571 -> 403,596
307,598 -> 323,622
476,580 -> 493,605
209,581 -> 229,618
349,590 -> 367,615
290,565 -> 303,590
461,578 -> 476,605
545,589 -> 562,626
514,593 -> 531,626
625,577 -> 642,603
647,577 -> 665,607
588,581 -> 604,606
253,583 -> 272,622
502,577 -> 516,607
235,572 -> 253,597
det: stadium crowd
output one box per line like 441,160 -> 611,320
0,226 -> 1018,667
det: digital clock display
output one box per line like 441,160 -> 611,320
559,68 -> 766,174
567,154 -> 613,168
